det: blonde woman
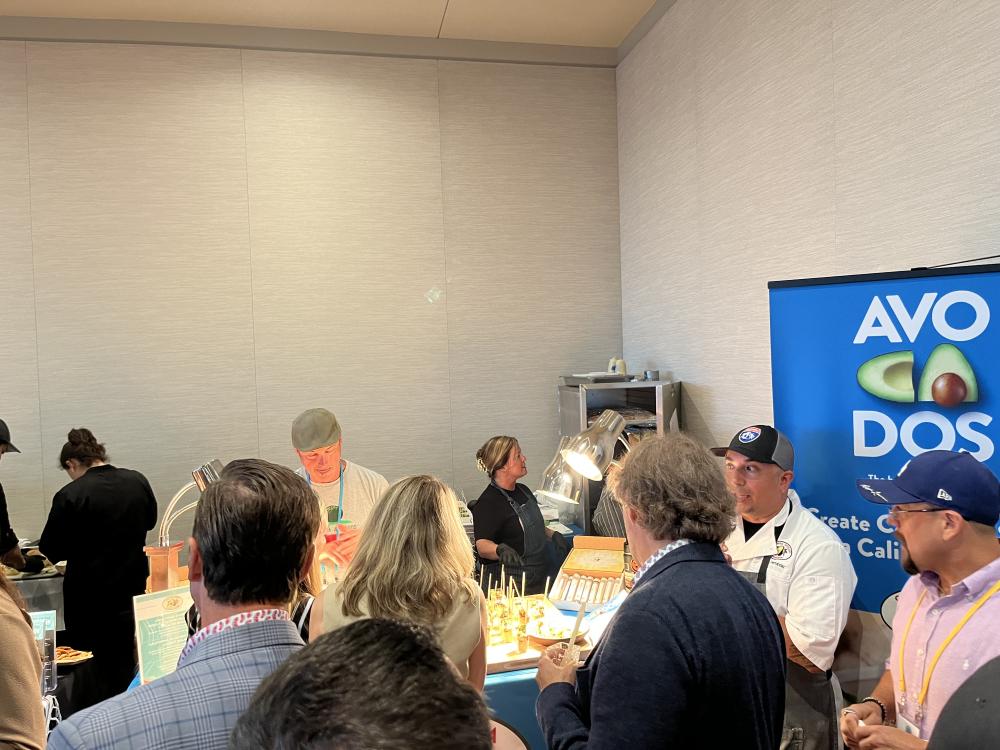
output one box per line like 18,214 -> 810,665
317,475 -> 488,690
472,436 -> 564,595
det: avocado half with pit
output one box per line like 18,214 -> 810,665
917,343 -> 978,406
857,350 -> 914,402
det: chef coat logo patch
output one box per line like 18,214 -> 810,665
738,427 -> 762,443
773,541 -> 792,561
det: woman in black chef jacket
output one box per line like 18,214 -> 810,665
39,428 -> 157,715
470,436 -> 566,595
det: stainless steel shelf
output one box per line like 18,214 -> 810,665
556,379 -> 682,533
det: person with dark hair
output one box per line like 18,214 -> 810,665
38,428 -> 158,714
230,618 -> 492,750
0,418 -> 28,570
47,458 -> 321,750
535,433 -> 786,750
0,569 -> 45,750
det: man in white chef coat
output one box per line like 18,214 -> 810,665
714,425 -> 857,750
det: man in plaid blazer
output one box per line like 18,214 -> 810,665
48,459 -> 321,750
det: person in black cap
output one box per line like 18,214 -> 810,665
713,425 -> 857,750
841,450 -> 1000,749
0,418 -> 27,570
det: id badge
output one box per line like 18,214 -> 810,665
896,712 -> 921,739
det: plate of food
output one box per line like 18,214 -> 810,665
525,616 -> 589,646
55,646 -> 93,665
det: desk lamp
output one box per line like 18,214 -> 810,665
537,437 -> 584,504
560,410 -> 627,481
145,459 -> 223,592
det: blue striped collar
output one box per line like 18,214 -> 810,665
633,539 -> 694,585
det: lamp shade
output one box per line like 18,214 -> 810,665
561,410 -> 625,481
537,437 -> 584,504
192,459 -> 224,491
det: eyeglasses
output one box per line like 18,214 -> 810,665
888,506 -> 948,519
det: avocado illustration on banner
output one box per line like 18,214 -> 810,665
857,351 -> 915,402
916,343 -> 978,407
858,345 -> 979,407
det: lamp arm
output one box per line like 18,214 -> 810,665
163,500 -> 200,543
158,481 -> 198,546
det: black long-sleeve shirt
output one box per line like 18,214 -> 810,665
0,482 -> 18,555
39,464 -> 157,635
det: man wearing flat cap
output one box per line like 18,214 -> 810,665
291,408 -> 388,530
841,450 -> 1000,749
714,424 -> 856,750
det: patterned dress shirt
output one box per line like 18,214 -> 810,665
633,539 -> 693,585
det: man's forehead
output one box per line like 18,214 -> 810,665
725,450 -> 769,467
301,442 -> 339,454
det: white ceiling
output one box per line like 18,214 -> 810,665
0,0 -> 657,48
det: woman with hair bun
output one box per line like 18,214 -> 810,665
471,436 -> 566,596
39,428 -> 158,714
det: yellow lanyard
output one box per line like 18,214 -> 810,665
898,579 -> 1000,709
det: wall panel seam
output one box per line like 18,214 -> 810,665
239,49 -> 263,458
22,40 -> 46,515
436,58 -> 458,487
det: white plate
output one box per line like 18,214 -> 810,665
525,618 -> 589,645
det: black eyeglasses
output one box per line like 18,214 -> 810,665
888,506 -> 948,519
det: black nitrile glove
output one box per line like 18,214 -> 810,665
496,543 -> 525,568
21,555 -> 45,574
550,531 -> 569,556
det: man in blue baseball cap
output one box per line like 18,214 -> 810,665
841,450 -> 1000,749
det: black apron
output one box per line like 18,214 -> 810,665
739,523 -> 840,750
489,483 -> 551,595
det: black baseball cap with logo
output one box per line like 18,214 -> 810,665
0,419 -> 19,453
710,425 -> 794,471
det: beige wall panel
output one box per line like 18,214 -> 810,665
0,41 -> 45,538
621,0 -> 837,447
833,0 -> 1000,269
26,42 -> 258,530
620,0 -> 1000,693
439,61 -> 621,501
617,0 -> 702,434
620,0 -> 1000,452
242,51 -> 453,484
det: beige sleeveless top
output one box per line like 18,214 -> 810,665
322,585 -> 482,678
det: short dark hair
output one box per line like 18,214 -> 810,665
230,618 -> 492,750
193,459 -> 320,606
610,433 -> 735,544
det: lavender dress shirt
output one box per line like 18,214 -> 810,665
889,555 -> 1000,739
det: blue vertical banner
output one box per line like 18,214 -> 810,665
769,265 -> 1000,620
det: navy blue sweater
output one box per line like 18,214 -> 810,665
536,542 -> 786,749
